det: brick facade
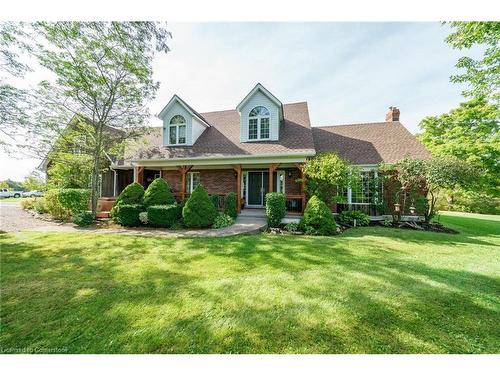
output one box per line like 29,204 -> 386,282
283,168 -> 301,195
199,169 -> 237,195
162,170 -> 182,192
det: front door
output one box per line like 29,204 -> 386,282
247,171 -> 264,206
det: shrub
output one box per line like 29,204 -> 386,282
72,211 -> 94,227
265,192 -> 286,228
336,210 -> 370,227
284,222 -> 300,232
21,198 -> 36,210
111,182 -> 145,218
224,192 -> 238,219
212,213 -> 235,229
300,195 -> 337,236
44,189 -> 71,220
143,178 -> 175,207
139,211 -> 148,225
380,219 -> 393,227
147,204 -> 181,228
210,194 -> 220,211
58,188 -> 90,214
182,185 -> 217,228
116,204 -> 143,227
34,198 -> 48,214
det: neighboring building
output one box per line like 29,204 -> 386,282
40,83 -> 430,216
111,83 -> 430,215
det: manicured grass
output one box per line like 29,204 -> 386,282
0,212 -> 499,353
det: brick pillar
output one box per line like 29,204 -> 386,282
296,163 -> 306,213
233,165 -> 242,213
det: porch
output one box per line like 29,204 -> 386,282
112,163 -> 308,215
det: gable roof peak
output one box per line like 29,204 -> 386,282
157,94 -> 211,127
236,83 -> 284,120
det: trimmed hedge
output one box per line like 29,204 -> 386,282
143,178 -> 175,207
300,195 -> 337,236
111,182 -> 144,218
115,204 -> 143,227
44,189 -> 71,220
58,188 -> 90,214
224,192 -> 238,219
147,204 -> 181,228
182,185 -> 217,228
336,210 -> 370,227
265,192 -> 286,227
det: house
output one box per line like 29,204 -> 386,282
108,83 -> 430,216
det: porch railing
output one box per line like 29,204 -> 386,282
285,194 -> 303,214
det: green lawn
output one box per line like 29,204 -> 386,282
1,212 -> 499,353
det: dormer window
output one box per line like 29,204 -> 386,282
248,106 -> 270,140
169,115 -> 187,145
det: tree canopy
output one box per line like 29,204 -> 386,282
445,21 -> 500,100
303,153 -> 360,205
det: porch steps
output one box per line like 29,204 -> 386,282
96,211 -> 111,219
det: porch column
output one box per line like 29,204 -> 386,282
134,166 -> 144,186
232,165 -> 242,213
268,163 -> 280,193
295,163 -> 306,213
178,165 -> 193,201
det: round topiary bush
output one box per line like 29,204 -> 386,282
143,178 -> 175,207
265,192 -> 286,228
300,195 -> 338,236
111,182 -> 145,219
182,185 -> 217,228
224,192 -> 238,219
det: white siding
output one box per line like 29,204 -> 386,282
162,101 -> 192,146
192,117 -> 206,144
239,90 -> 280,142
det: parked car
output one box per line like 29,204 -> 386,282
22,190 -> 44,198
0,188 -> 23,198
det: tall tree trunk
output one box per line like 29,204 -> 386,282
90,123 -> 104,215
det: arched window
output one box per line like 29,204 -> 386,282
168,115 -> 187,145
248,106 -> 270,140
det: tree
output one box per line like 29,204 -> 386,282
23,172 -> 45,191
445,22 -> 500,101
386,156 -> 480,223
27,22 -> 170,214
0,22 -> 32,153
418,97 -> 499,196
303,153 -> 360,205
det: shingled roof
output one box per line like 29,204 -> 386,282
312,121 -> 431,165
124,101 -> 316,160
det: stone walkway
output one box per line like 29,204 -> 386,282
0,202 -> 267,237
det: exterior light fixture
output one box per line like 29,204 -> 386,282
394,203 -> 401,212
409,206 -> 416,215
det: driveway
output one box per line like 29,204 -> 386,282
0,202 -> 64,232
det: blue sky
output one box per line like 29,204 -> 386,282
2,22 -> 479,181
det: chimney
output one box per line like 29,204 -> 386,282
385,106 -> 400,122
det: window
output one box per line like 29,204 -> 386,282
187,172 -> 200,193
351,171 -> 379,205
248,106 -> 270,140
249,118 -> 258,140
168,115 -> 187,145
